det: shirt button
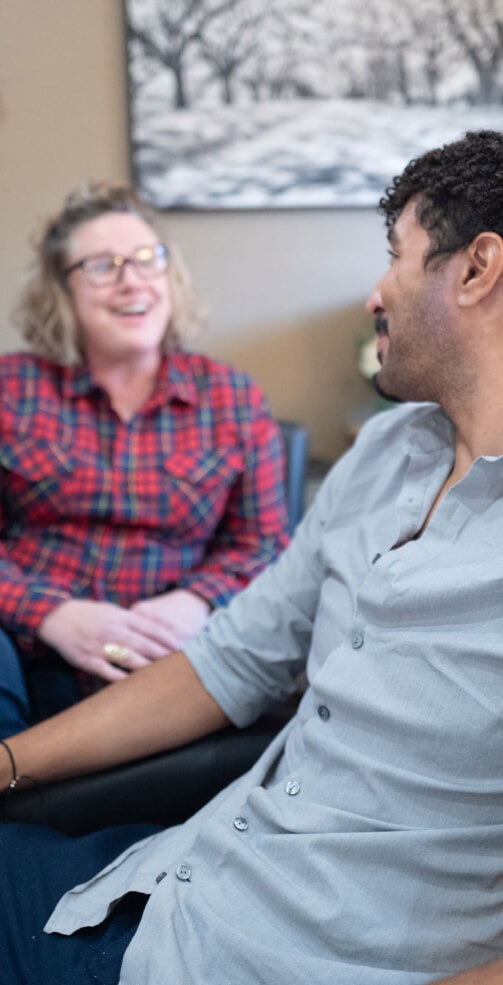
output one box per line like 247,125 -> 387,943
317,705 -> 330,721
351,632 -> 364,649
155,871 -> 167,884
233,816 -> 249,831
285,779 -> 301,796
175,862 -> 192,882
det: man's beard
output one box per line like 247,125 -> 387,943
372,313 -> 404,403
372,371 -> 404,404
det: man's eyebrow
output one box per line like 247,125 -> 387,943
387,227 -> 399,246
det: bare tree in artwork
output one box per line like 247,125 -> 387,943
197,1 -> 265,104
441,0 -> 503,104
128,0 -> 239,109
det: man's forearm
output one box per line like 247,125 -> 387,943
0,651 -> 229,791
431,957 -> 503,983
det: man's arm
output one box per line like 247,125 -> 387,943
0,650 -> 229,792
431,958 -> 503,983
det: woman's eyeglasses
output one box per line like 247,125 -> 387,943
63,244 -> 169,287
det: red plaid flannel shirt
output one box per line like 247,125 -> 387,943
0,351 -> 289,653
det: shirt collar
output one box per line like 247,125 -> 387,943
404,402 -> 455,456
404,401 -> 503,471
160,351 -> 200,408
60,363 -> 96,399
60,352 -> 200,409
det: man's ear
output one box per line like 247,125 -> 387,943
457,232 -> 503,307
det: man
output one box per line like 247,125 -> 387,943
1,129 -> 503,984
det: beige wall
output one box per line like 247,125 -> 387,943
0,0 -> 388,461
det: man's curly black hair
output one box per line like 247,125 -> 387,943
379,130 -> 503,267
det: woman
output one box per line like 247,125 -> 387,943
0,182 -> 288,730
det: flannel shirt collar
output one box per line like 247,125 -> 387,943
60,352 -> 200,410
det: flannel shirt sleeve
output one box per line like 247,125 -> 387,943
0,503 -> 71,648
178,396 -> 290,608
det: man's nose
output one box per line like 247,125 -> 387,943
365,284 -> 383,315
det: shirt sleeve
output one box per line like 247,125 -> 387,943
178,392 -> 290,608
183,457 -> 342,727
183,409 -> 407,726
0,520 -> 71,647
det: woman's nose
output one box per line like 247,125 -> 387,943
116,258 -> 142,285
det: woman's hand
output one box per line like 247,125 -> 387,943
38,599 -> 180,682
131,589 -> 211,653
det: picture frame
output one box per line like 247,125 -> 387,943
124,0 -> 503,211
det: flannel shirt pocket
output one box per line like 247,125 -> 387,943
163,446 -> 244,535
0,439 -> 75,519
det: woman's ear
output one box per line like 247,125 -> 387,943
457,233 -> 503,307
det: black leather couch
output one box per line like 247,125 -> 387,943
1,705 -> 296,835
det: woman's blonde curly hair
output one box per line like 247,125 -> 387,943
13,182 -> 206,365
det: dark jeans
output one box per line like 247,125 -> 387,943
0,626 -> 84,737
0,637 -> 163,982
0,821 -> 160,985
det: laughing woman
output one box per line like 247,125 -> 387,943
0,182 -> 289,732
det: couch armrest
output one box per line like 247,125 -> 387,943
0,708 -> 292,835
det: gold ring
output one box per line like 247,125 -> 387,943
103,642 -> 131,665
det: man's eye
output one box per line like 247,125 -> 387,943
386,249 -> 398,263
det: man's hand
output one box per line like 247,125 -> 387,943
38,599 -> 179,681
131,589 -> 211,651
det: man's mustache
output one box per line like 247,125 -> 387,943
374,313 -> 388,337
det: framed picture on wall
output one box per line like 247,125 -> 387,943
124,0 -> 503,210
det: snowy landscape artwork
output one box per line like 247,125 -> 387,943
125,0 -> 503,210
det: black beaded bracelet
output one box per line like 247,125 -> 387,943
0,738 -> 37,793
0,738 -> 18,787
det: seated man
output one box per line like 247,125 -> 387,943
1,129 -> 503,984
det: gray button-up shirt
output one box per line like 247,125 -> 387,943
47,403 -> 503,984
